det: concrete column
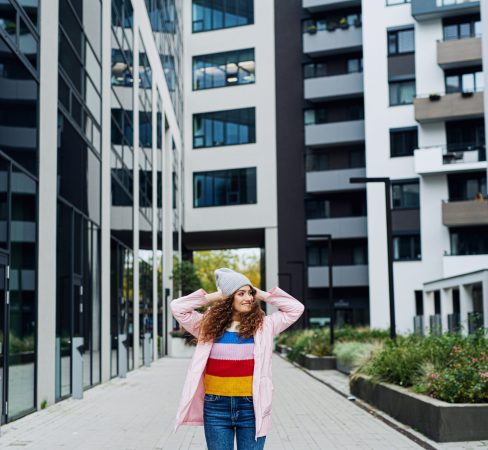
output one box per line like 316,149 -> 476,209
151,83 -> 158,361
132,26 -> 140,368
423,291 -> 435,335
482,276 -> 488,331
162,123 -> 174,355
36,0 -> 59,409
441,288 -> 453,333
265,227 -> 279,315
100,0 -> 112,383
459,284 -> 472,336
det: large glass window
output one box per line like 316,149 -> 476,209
304,100 -> 364,126
447,172 -> 486,201
393,234 -> 421,261
303,54 -> 362,79
389,79 -> 415,106
192,0 -> 254,33
305,192 -> 366,219
450,226 -> 488,255
388,28 -> 415,55
392,180 -> 420,208
307,240 -> 367,266
445,68 -> 483,94
390,127 -> 418,157
446,119 -> 485,151
193,48 -> 255,90
193,108 -> 256,148
193,168 -> 257,207
443,15 -> 481,41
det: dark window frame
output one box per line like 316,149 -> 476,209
390,126 -> 418,157
393,233 -> 421,261
391,179 -> 420,209
192,0 -> 254,33
387,27 -> 415,56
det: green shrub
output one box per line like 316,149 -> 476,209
361,330 -> 488,403
287,330 -> 313,362
333,341 -> 381,368
304,328 -> 332,357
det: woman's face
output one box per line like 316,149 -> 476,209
231,285 -> 255,315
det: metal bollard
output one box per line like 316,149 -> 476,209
143,333 -> 152,367
118,333 -> 127,378
72,337 -> 84,399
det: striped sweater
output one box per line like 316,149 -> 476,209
204,322 -> 254,396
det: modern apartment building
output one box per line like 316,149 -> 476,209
0,0 -> 182,424
279,0 -> 369,327
363,0 -> 488,334
181,1 -> 279,292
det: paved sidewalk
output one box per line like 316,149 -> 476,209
1,354 -> 429,449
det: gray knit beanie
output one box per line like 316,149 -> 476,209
214,268 -> 253,297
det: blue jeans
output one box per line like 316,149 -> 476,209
203,394 -> 266,450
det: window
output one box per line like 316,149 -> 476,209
393,234 -> 421,261
192,0 -> 254,33
450,226 -> 488,256
446,119 -> 485,151
447,172 -> 486,201
390,127 -> 418,157
305,152 -> 329,172
303,56 -> 362,79
193,48 -> 255,90
307,246 -> 328,267
389,80 -> 415,105
193,168 -> 257,207
388,28 -> 415,55
445,68 -> 483,94
193,108 -> 255,148
443,15 -> 481,41
304,101 -> 364,125
392,180 -> 420,208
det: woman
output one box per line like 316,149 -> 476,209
170,267 -> 304,449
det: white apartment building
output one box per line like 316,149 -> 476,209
182,0 -> 279,292
363,0 -> 488,334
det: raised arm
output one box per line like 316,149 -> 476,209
256,287 -> 305,336
169,289 -> 223,337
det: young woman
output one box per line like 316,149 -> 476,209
170,268 -> 305,450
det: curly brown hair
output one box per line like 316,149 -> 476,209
197,288 -> 265,343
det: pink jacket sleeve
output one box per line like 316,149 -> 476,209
169,288 -> 209,338
263,287 -> 305,336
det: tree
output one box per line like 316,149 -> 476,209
171,257 -> 202,296
193,249 -> 261,293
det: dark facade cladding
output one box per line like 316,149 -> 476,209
0,0 -> 39,423
299,0 -> 369,327
274,0 -> 307,325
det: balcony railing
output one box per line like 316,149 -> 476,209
414,90 -> 484,123
412,0 -> 480,21
437,36 -> 482,69
447,313 -> 461,332
442,198 -> 488,227
429,314 -> 442,336
413,315 -> 424,336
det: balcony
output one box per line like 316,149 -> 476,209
411,0 -> 480,21
303,0 -> 361,12
437,37 -> 482,69
414,144 -> 486,175
308,265 -> 368,287
303,26 -> 362,56
307,216 -> 367,238
442,199 -> 488,227
305,120 -> 365,147
414,91 -> 483,123
304,72 -> 363,101
306,167 -> 366,192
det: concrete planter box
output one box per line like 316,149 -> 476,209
350,374 -> 488,442
275,344 -> 291,355
336,359 -> 354,375
300,353 -> 337,370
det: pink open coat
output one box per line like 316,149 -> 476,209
170,286 -> 305,440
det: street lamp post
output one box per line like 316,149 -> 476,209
307,234 -> 334,346
350,176 -> 396,339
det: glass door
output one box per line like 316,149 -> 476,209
0,253 -> 9,424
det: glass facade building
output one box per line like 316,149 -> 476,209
0,0 -> 183,424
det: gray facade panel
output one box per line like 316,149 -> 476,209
308,265 -> 369,287
305,120 -> 365,146
303,27 -> 362,56
304,72 -> 363,101
307,216 -> 368,239
306,167 -> 366,192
